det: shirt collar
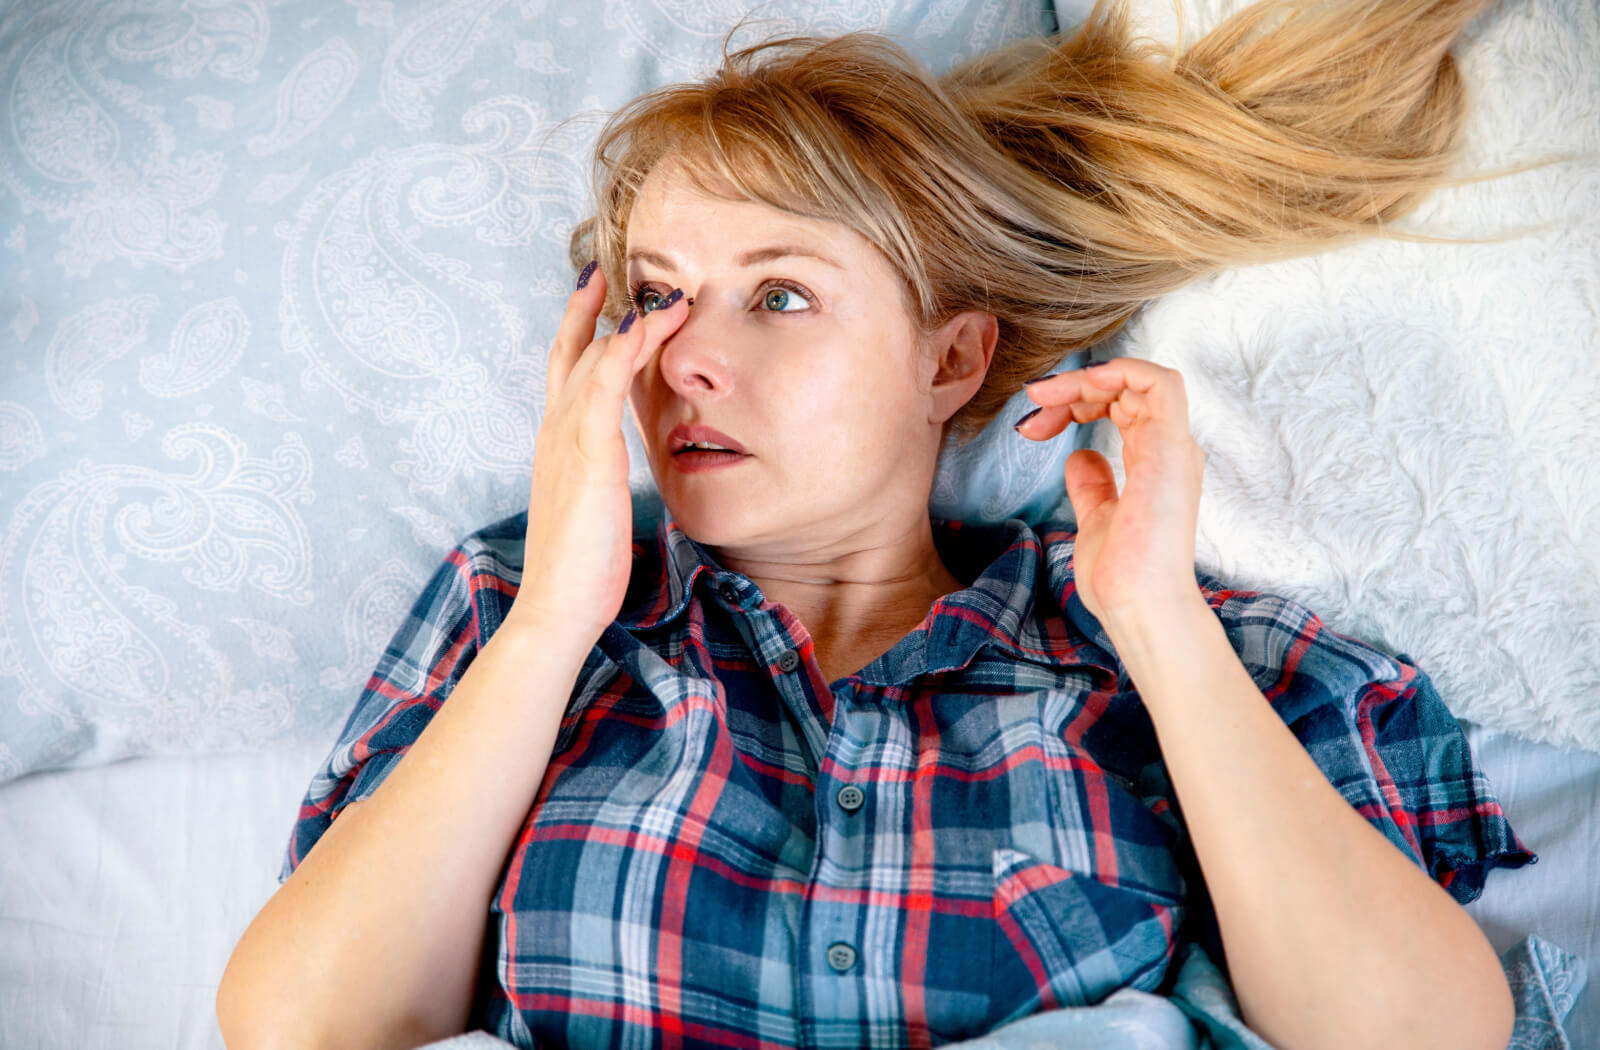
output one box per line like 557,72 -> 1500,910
615,511 -> 1117,681
614,513 -> 725,631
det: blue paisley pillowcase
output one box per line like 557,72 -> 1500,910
0,0 -> 1080,784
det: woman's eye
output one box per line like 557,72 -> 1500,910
631,280 -> 812,314
759,282 -> 812,313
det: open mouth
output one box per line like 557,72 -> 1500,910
666,424 -> 751,465
669,443 -> 751,473
673,448 -> 747,461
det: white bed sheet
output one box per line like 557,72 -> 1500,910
0,739 -> 328,1049
0,721 -> 1592,1049
1461,719 -> 1600,1043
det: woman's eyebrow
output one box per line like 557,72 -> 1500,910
626,245 -> 843,270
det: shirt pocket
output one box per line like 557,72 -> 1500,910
987,846 -> 1182,1031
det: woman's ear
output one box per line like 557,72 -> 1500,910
926,310 -> 997,425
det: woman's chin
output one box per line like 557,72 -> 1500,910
659,485 -> 761,547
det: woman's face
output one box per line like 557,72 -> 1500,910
625,161 -> 954,554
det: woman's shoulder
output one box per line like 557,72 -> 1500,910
438,504 -> 689,644
1015,516 -> 1410,690
442,509 -> 531,582
448,504 -> 666,569
1177,563 -> 1414,699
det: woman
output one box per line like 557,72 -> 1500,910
218,1 -> 1534,1048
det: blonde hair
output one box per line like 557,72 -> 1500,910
569,0 -> 1494,444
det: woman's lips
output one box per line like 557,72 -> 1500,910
671,449 -> 750,474
667,423 -> 749,456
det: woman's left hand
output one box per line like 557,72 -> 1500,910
1015,358 -> 1207,633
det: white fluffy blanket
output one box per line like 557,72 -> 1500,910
1085,0 -> 1600,753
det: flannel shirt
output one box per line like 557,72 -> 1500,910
283,510 -> 1533,1048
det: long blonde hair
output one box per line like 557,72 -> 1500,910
569,0 -> 1493,443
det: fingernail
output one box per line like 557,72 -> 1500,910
660,288 -> 684,309
618,307 -> 637,333
576,260 -> 598,290
1023,373 -> 1059,387
1012,406 -> 1042,430
1081,359 -> 1110,369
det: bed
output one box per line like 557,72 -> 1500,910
1,0 -> 1595,1047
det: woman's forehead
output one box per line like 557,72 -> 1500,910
628,162 -> 875,262
639,153 -> 742,201
633,160 -> 787,227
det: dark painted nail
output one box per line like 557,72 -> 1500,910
661,288 -> 684,309
618,307 -> 637,333
576,260 -> 598,290
1023,373 -> 1059,387
1013,406 -> 1042,430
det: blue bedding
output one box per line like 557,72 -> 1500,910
0,0 -> 1088,785
413,937 -> 1585,1049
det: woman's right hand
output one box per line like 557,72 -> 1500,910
504,263 -> 688,647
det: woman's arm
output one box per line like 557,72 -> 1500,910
1108,593 -> 1513,1050
216,618 -> 591,1050
217,266 -> 686,1050
1018,358 -> 1512,1050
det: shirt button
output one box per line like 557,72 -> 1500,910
836,785 -> 865,813
777,649 -> 801,674
826,942 -> 857,973
718,582 -> 739,603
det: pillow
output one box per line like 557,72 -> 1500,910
0,0 -> 1065,784
1061,0 -> 1600,753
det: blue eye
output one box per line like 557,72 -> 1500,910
630,279 -> 814,314
760,281 -> 812,313
633,287 -> 667,313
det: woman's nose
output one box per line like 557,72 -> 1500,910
655,299 -> 732,397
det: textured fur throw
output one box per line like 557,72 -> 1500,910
1079,0 -> 1600,752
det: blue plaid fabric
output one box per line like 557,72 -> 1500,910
283,510 -> 1533,1048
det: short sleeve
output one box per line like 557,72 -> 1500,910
278,541 -> 483,884
1207,585 -> 1536,905
1335,654 -> 1536,902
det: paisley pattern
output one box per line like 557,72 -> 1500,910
379,0 -> 512,131
102,0 -> 270,82
315,556 -> 427,691
2,8 -> 230,277
275,103 -> 555,491
247,35 -> 360,156
0,403 -> 47,473
1,423 -> 311,765
0,0 -> 1060,783
44,295 -> 160,420
139,295 -> 251,397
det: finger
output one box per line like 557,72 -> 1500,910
625,291 -> 692,379
1083,359 -> 1190,436
1106,388 -> 1151,429
568,289 -> 689,400
1013,402 -> 1075,440
1015,393 -> 1125,437
1063,448 -> 1119,521
1027,358 -> 1190,438
1025,370 -> 1119,409
547,262 -> 607,406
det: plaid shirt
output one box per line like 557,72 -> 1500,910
283,511 -> 1533,1048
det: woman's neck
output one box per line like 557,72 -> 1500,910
711,516 -> 968,681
